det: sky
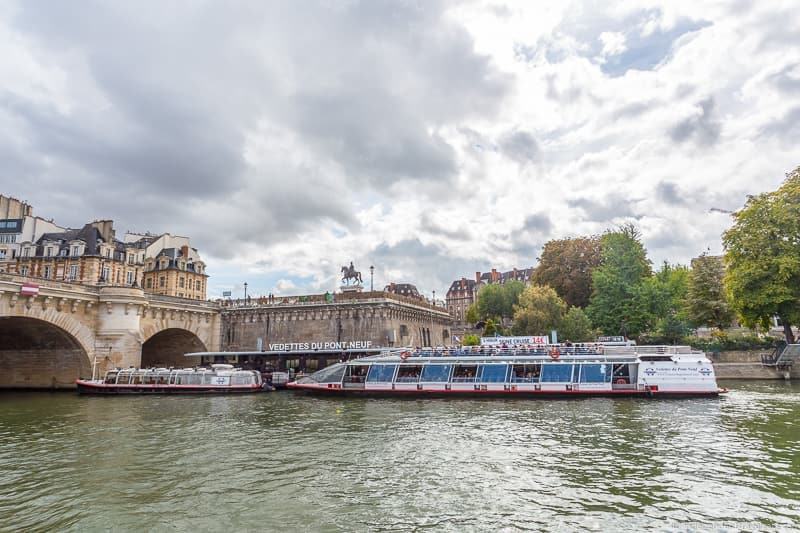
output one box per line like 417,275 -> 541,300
1,0 -> 798,300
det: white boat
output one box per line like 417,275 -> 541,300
76,364 -> 270,394
287,345 -> 725,398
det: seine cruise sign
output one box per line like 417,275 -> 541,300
480,335 -> 550,346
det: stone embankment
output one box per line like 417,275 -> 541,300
708,350 -> 797,380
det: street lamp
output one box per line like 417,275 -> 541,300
244,282 -> 248,303
370,265 -> 374,292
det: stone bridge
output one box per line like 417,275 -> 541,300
0,274 -> 221,388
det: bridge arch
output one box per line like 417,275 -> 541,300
141,328 -> 208,368
0,316 -> 93,388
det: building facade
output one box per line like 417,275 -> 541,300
445,267 -> 535,322
141,236 -> 207,300
0,195 -> 65,270
384,282 -> 423,300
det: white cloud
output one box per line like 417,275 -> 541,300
1,0 -> 799,299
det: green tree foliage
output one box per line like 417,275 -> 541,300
723,166 -> 800,343
559,307 -> 596,342
475,280 -> 525,321
531,236 -> 603,308
687,252 -> 734,330
482,317 -> 502,336
586,224 -> 652,337
512,285 -> 566,336
462,334 -> 480,346
465,303 -> 479,324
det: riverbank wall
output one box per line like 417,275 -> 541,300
709,350 -> 798,380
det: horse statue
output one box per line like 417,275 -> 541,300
341,262 -> 363,285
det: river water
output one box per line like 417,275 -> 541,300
0,381 -> 798,532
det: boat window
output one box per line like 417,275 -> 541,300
479,364 -> 509,383
309,363 -> 346,384
345,365 -> 369,383
639,355 -> 673,362
420,365 -> 452,382
452,365 -> 478,382
396,365 -> 422,383
511,364 -> 541,382
231,374 -> 253,385
578,364 -> 611,383
366,365 -> 397,382
104,372 -> 118,384
116,373 -> 131,385
612,364 -> 632,384
540,364 -> 575,382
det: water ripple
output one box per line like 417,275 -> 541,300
1,382 -> 799,531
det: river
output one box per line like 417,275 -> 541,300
1,381 -> 798,532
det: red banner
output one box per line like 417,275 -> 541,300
20,283 -> 39,296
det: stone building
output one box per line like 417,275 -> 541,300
0,195 -> 64,270
445,267 -> 535,322
221,290 -> 453,371
9,214 -> 208,300
384,282 -> 423,300
139,234 -> 207,300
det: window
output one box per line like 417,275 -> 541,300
43,265 -> 51,279
60,249 -> 67,256
420,364 -> 451,382
540,364 -> 575,383
479,364 -> 509,383
195,280 -> 201,290
366,365 -> 398,383
20,266 -> 28,276
578,364 -> 612,383
126,271 -> 134,285
0,249 -> 5,259
159,276 -> 165,288
146,278 -> 153,289
71,246 -> 80,256
105,249 -> 111,258
179,277 -> 185,288
101,265 -> 110,281
46,247 -> 52,257
128,255 -> 134,265
310,364 -> 346,384
68,265 -> 78,280
22,247 -> 29,257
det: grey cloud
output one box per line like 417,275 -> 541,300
612,100 -> 656,120
420,214 -> 472,241
655,182 -> 685,205
568,195 -> 641,222
498,130 -> 539,164
768,64 -> 800,94
371,238 -> 490,294
509,213 -> 551,260
760,106 -> 800,144
3,0 -> 509,257
669,97 -> 721,146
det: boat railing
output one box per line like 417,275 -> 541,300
395,376 -> 420,383
451,377 -> 478,383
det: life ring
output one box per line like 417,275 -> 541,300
400,351 -> 411,361
549,347 -> 560,360
615,378 -> 628,385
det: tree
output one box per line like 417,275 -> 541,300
723,166 -> 800,343
512,285 -> 566,336
559,307 -> 595,342
475,280 -> 525,321
482,317 -> 502,336
465,303 -> 479,324
531,236 -> 603,308
638,262 -> 690,331
462,334 -> 480,346
586,224 -> 653,338
687,253 -> 734,330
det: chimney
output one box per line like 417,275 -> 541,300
181,245 -> 189,258
475,271 -> 481,283
491,268 -> 498,282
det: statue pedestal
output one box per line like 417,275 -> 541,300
340,284 -> 363,293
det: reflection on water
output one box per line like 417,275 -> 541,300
1,381 -> 798,531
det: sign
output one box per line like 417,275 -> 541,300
222,291 -> 232,297
267,340 -> 373,351
480,335 -> 549,346
213,376 -> 231,386
20,283 -> 39,297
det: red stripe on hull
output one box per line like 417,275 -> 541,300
287,384 -> 721,399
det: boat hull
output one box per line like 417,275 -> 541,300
287,383 -> 722,398
76,380 -> 269,395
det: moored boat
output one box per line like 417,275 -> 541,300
287,345 -> 725,398
76,364 -> 270,395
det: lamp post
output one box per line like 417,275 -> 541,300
370,265 -> 374,292
244,282 -> 248,303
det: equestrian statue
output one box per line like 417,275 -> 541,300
341,261 -> 363,285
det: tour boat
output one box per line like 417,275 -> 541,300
287,345 -> 726,398
76,364 -> 271,394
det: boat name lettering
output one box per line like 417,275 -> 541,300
268,341 -> 373,351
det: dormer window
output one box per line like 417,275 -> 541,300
71,246 -> 80,256
45,247 -> 52,257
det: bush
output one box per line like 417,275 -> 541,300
685,332 -> 778,352
462,334 -> 480,346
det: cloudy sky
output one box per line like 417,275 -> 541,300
1,0 -> 798,299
